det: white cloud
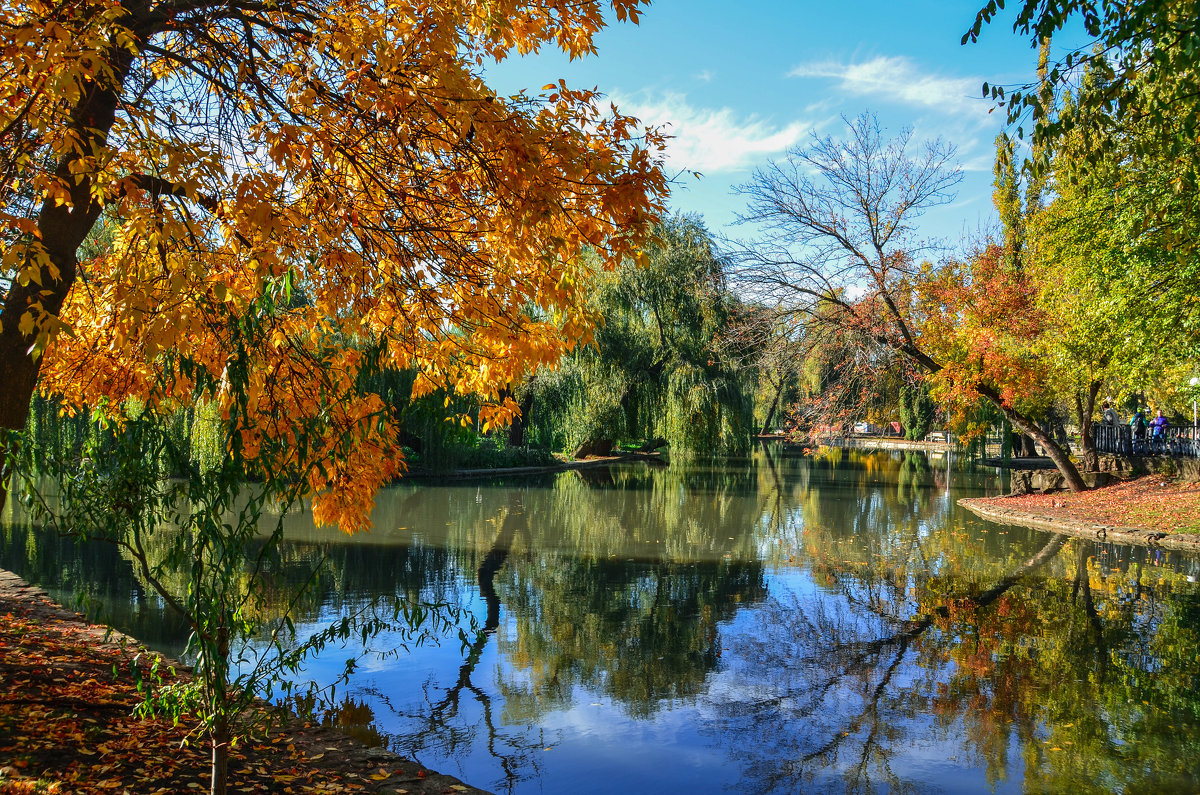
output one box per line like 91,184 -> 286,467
615,91 -> 809,174
803,97 -> 839,116
960,148 -> 997,173
694,69 -> 715,83
788,56 -> 987,119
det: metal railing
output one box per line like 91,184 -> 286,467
1091,423 -> 1200,458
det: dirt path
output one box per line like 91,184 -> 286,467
0,569 -> 491,795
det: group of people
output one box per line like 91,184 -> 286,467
1101,402 -> 1171,442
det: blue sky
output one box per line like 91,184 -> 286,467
486,1 -> 1082,247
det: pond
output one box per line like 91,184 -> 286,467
3,445 -> 1200,794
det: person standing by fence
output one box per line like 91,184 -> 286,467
1150,409 -> 1170,448
1130,407 -> 1148,451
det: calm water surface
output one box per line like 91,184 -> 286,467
4,446 -> 1200,794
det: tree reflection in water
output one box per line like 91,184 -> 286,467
492,466 -> 768,724
339,496 -> 548,793
345,466 -> 772,793
710,533 -> 1067,793
709,468 -> 1200,795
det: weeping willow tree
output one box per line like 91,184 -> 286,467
527,216 -> 754,457
22,394 -> 227,480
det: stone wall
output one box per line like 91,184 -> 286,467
1095,454 -> 1200,481
1009,456 -> 1200,495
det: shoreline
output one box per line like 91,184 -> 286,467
959,496 -> 1200,554
0,568 -> 491,794
403,450 -> 664,480
826,436 -> 956,453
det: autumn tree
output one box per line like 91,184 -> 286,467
731,112 -> 1088,491
3,5 -> 665,793
21,320 -> 395,794
985,41 -> 1109,464
713,303 -> 812,436
0,0 -> 667,522
785,315 -> 909,438
914,243 -> 1058,444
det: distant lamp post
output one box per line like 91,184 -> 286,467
1192,376 -> 1199,429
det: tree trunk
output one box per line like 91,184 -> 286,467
1000,418 -> 1012,465
0,196 -> 86,512
507,388 -> 535,448
1002,405 -> 1087,491
211,717 -> 229,795
0,45 -> 135,514
1074,380 -> 1102,472
1014,432 -> 1037,457
760,379 -> 783,436
895,343 -> 1089,492
210,623 -> 231,795
971,387 -> 1088,491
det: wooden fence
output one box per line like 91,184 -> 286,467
1091,423 -> 1200,458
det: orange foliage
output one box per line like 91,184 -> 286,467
915,244 -> 1051,429
1,0 -> 668,531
